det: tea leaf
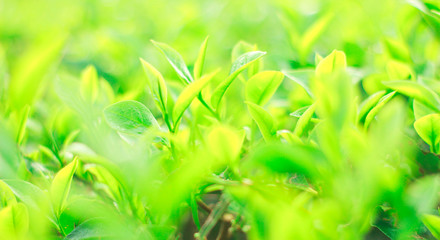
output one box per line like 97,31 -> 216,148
423,214 -> 440,239
414,114 -> 440,153
294,104 -> 316,137
246,102 -> 275,141
3,179 -> 48,211
0,203 -> 29,239
50,158 -> 78,217
140,58 -> 168,112
104,100 -> 159,135
211,51 -> 266,108
152,40 -> 193,84
283,69 -> 315,98
194,36 -> 209,80
173,70 -> 218,124
245,71 -> 284,106
80,65 -> 99,103
383,80 -> 440,111
364,91 -> 396,129
357,90 -> 387,123
315,50 -> 347,75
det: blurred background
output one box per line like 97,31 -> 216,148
0,0 -> 420,95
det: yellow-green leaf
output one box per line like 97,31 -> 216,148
246,102 -> 275,141
211,51 -> 266,109
140,58 -> 168,112
245,71 -> 284,106
414,114 -> 440,153
383,80 -> 440,111
50,158 -> 78,216
173,70 -> 218,124
194,36 -> 209,80
80,65 -> 99,103
316,50 -> 347,76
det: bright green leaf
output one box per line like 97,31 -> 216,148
50,158 -> 78,217
172,70 -> 218,124
211,51 -> 266,108
194,36 -> 209,80
152,40 -> 193,84
315,50 -> 347,76
245,71 -> 284,106
80,65 -> 99,103
104,100 -> 159,135
140,58 -> 168,112
246,102 -> 276,141
414,114 -> 440,153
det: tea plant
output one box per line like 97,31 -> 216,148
1,0 -> 440,239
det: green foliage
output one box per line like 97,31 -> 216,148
1,0 -> 440,239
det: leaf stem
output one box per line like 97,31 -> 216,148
197,93 -> 220,120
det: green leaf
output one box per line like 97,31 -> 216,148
80,65 -> 99,103
423,214 -> 440,239
0,203 -> 29,239
16,105 -> 30,146
383,80 -> 440,111
245,71 -> 284,106
140,58 -> 168,112
384,38 -> 411,62
414,114 -> 440,153
172,70 -> 218,124
104,100 -> 158,135
315,50 -> 347,76
194,36 -> 209,80
364,91 -> 396,129
386,60 -> 414,80
357,90 -> 386,123
407,175 -> 440,215
413,100 -> 436,120
152,40 -> 193,84
211,51 -> 266,108
8,34 -> 66,109
50,158 -> 78,217
246,102 -> 276,141
299,13 -> 333,61
205,125 -> 244,164
294,104 -> 316,137
3,179 -> 48,211
283,69 -> 315,98
0,180 -> 16,208
249,143 -> 326,180
64,218 -> 111,240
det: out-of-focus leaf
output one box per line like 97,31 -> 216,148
413,100 -> 436,120
423,214 -> 440,239
406,175 -> 440,214
8,34 -> 65,109
299,13 -> 333,61
383,38 -> 411,63
414,114 -> 440,153
64,218 -> 112,240
0,203 -> 29,240
0,180 -> 16,208
194,36 -> 209,80
249,143 -> 326,180
383,80 -> 440,111
386,60 -> 414,80
205,125 -> 244,164
357,90 -> 387,123
80,65 -> 99,103
152,40 -> 193,84
294,104 -> 316,137
140,59 -> 168,112
246,102 -> 276,141
103,100 -> 158,135
50,158 -> 78,217
245,71 -> 284,106
211,51 -> 266,108
3,180 -> 48,211
364,91 -> 396,129
315,50 -> 347,76
173,70 -> 218,124
16,105 -> 30,146
283,69 -> 314,98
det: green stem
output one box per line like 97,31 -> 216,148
197,94 -> 220,121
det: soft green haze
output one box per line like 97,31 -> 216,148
1,0 -> 440,239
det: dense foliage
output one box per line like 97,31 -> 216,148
1,0 -> 440,239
